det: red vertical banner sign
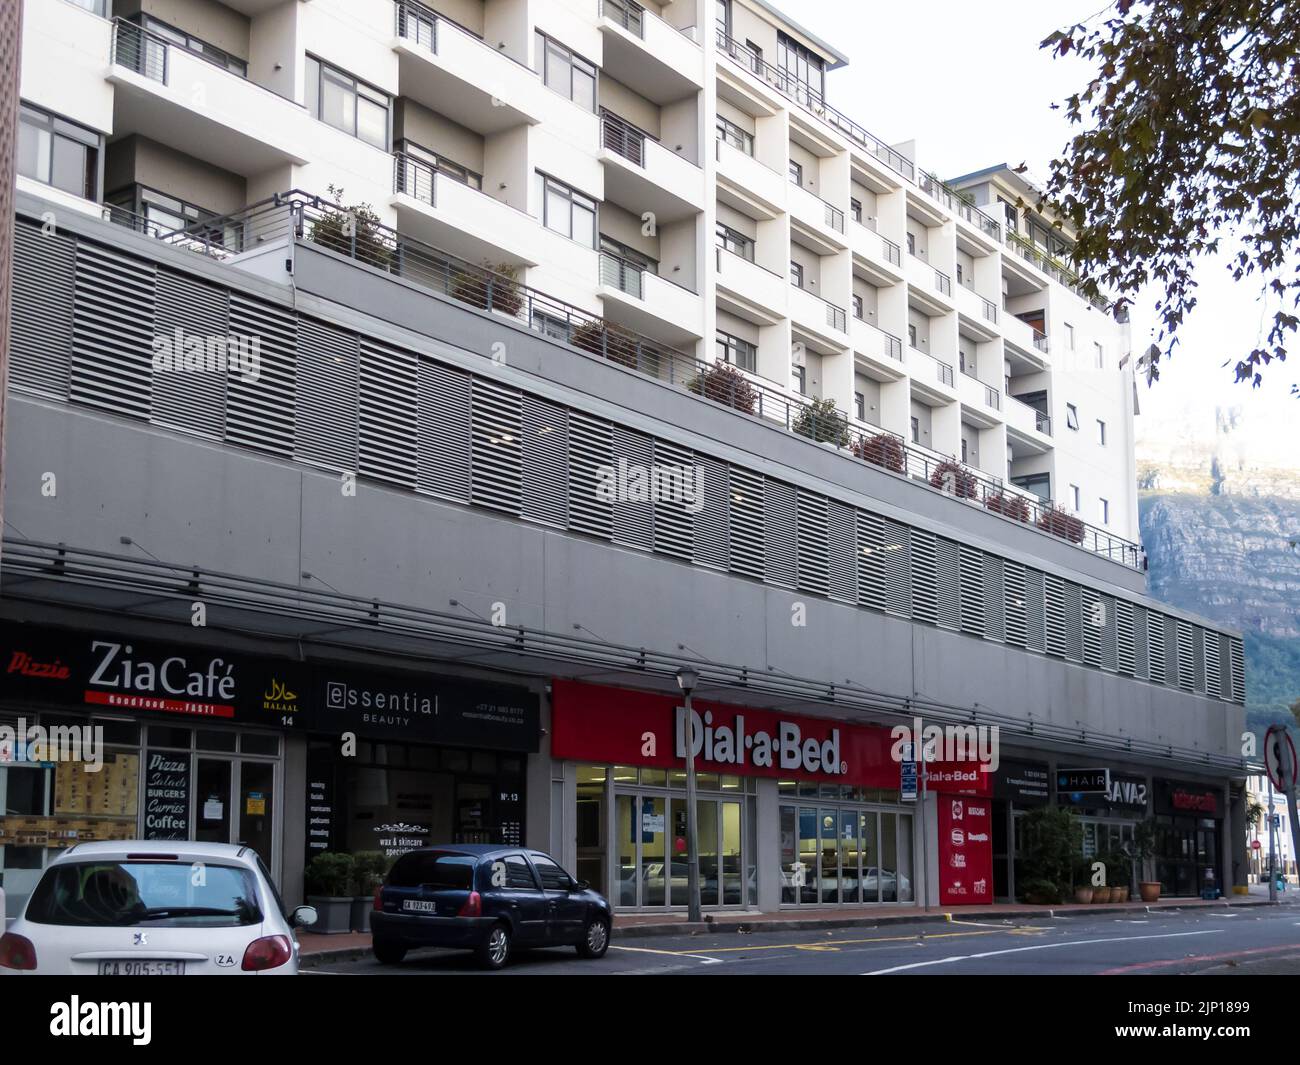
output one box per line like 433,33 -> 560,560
937,793 -> 993,905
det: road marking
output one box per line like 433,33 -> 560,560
1098,941 -> 1300,974
610,944 -> 723,964
861,930 -> 1223,975
614,928 -> 999,959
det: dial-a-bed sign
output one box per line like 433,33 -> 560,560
550,679 -> 991,793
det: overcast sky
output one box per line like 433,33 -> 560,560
794,0 -> 1296,436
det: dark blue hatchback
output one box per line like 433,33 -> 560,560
370,845 -> 613,969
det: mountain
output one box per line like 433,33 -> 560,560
1136,404 -> 1300,739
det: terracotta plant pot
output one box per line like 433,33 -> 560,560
1074,886 -> 1094,904
1092,886 -> 1113,903
1111,886 -> 1130,903
1139,881 -> 1162,903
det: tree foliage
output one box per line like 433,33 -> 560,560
1042,0 -> 1300,392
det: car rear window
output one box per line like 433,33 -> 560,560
387,851 -> 476,889
25,861 -> 263,928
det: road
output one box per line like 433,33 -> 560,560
305,903 -> 1300,976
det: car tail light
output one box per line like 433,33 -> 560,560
457,891 -> 482,918
373,886 -> 384,912
0,932 -> 37,971
241,935 -> 293,972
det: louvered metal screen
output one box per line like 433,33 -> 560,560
359,338 -> 418,489
71,241 -> 155,419
521,395 -> 569,527
151,269 -> 228,439
10,220 -> 74,398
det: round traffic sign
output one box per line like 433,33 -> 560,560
1265,725 -> 1297,791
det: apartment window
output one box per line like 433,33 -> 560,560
1100,498 -> 1110,525
789,261 -> 804,288
306,57 -> 390,149
910,416 -> 920,444
1094,341 -> 1104,369
1065,403 -> 1079,431
397,140 -> 482,192
788,159 -> 803,186
1070,484 -> 1081,511
958,349 -> 968,374
850,198 -> 862,224
715,222 -> 754,262
716,330 -> 757,373
716,0 -> 730,31
538,172 -> 597,247
601,235 -> 656,276
132,14 -> 248,77
906,232 -> 916,256
955,263 -> 964,288
792,365 -> 806,395
69,0 -> 108,13
715,115 -> 753,156
855,391 -> 865,421
777,32 -> 825,105
998,197 -> 1018,232
532,311 -> 572,341
852,294 -> 864,320
17,103 -> 99,200
1012,472 -> 1050,502
537,33 -> 596,112
105,184 -> 240,250
907,323 -> 917,348
961,438 -> 968,463
1096,419 -> 1107,446
1064,322 -> 1075,350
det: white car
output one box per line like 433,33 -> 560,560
0,840 -> 317,976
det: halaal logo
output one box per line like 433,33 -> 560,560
262,677 -> 299,715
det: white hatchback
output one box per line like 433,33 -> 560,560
0,840 -> 317,976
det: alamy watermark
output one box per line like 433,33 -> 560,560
596,457 -> 703,514
0,717 -> 104,773
889,716 -> 1000,773
151,327 -> 262,382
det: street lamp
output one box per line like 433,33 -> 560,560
676,667 -> 702,923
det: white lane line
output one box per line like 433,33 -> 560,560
610,944 -> 723,964
861,929 -> 1223,975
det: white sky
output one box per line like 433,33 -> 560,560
792,0 -> 1297,436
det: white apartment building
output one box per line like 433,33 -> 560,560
19,0 -> 1137,558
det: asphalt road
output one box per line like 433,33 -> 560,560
304,903 -> 1300,976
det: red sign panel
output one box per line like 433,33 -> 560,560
550,680 -> 991,793
938,794 -> 994,905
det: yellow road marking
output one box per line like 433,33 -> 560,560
637,928 -> 1003,956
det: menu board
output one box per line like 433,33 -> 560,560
143,750 -> 191,840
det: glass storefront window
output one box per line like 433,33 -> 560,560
611,765 -> 639,785
640,768 -> 667,787
196,729 -> 237,752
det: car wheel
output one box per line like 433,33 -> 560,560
373,940 -> 407,965
476,922 -> 512,970
576,916 -> 610,959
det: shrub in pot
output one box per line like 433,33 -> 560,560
853,431 -> 907,473
1073,884 -> 1094,904
1112,884 -> 1130,903
687,362 -> 757,415
309,185 -> 393,271
1017,804 -> 1082,904
1133,818 -> 1161,902
792,397 -> 850,447
1021,878 -> 1061,905
450,261 -> 524,318
929,459 -> 979,499
1037,504 -> 1085,543
985,491 -> 1030,522
350,851 -> 389,932
305,852 -> 356,935
1092,885 -> 1113,903
571,319 -> 642,370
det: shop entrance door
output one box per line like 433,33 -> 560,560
195,757 -> 277,873
614,792 -> 744,909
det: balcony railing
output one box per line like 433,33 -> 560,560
981,297 -> 998,323
600,110 -> 646,167
934,269 -> 952,297
919,171 -> 1001,241
859,321 -> 904,362
111,18 -> 169,83
935,359 -> 954,387
716,30 -> 914,182
602,0 -> 645,36
1010,395 -> 1053,436
1005,230 -> 1110,312
984,384 -> 1001,410
142,189 -> 1141,570
599,249 -> 646,299
393,152 -> 437,205
880,236 -> 901,266
1033,329 -> 1050,353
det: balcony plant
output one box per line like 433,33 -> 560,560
792,397 -> 849,447
985,491 -> 1031,523
350,851 -> 390,933
1037,504 -> 1086,543
687,363 -> 757,415
929,459 -> 979,499
305,851 -> 356,935
852,431 -> 906,473
310,185 -> 393,271
571,319 -> 642,371
450,261 -> 525,319
1017,804 -> 1082,903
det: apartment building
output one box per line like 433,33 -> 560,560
1,0 -> 1248,918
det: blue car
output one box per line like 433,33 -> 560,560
370,845 -> 613,969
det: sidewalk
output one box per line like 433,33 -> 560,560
298,894 -> 1278,964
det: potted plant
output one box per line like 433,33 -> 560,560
1021,878 -> 1061,905
450,261 -> 525,318
305,852 -> 356,935
350,851 -> 389,933
1036,504 -> 1085,543
853,431 -> 907,473
1017,804 -> 1082,904
792,397 -> 850,447
1092,883 -> 1113,903
985,491 -> 1030,522
571,319 -> 642,370
1134,819 -> 1162,902
309,185 -> 394,271
929,459 -> 979,499
687,362 -> 758,415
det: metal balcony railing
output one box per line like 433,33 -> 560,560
393,152 -> 437,205
1033,329 -> 1050,353
602,0 -> 645,36
919,170 -> 1002,240
935,359 -> 954,387
141,189 -> 1142,570
984,384 -> 1001,410
111,18 -> 169,83
880,236 -> 901,266
599,249 -> 645,298
1004,229 -> 1111,312
715,30 -> 914,182
981,297 -> 998,323
600,110 -> 646,167
934,269 -> 952,297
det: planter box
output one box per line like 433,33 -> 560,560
306,896 -> 354,935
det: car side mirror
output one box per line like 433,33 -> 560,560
570,880 -> 589,892
290,905 -> 318,928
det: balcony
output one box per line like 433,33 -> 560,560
390,152 -> 544,267
598,250 -> 704,347
958,369 -> 1002,422
107,19 -> 311,175
918,171 -> 1001,243
716,247 -> 787,324
393,1 -> 542,133
600,112 -> 704,224
598,0 -> 704,105
1004,230 -> 1111,312
905,254 -> 954,314
789,184 -> 848,254
907,347 -> 957,403
789,285 -> 849,351
1007,394 -> 1054,438
849,225 -> 903,283
715,140 -> 785,218
955,285 -> 999,341
851,317 -> 906,376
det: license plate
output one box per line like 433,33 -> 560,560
97,960 -> 186,976
402,899 -> 436,913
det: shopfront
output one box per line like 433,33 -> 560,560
993,758 -> 1050,900
304,665 -> 540,866
552,680 -> 992,911
1058,771 -> 1151,863
1154,779 -> 1224,898
0,622 -> 299,919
